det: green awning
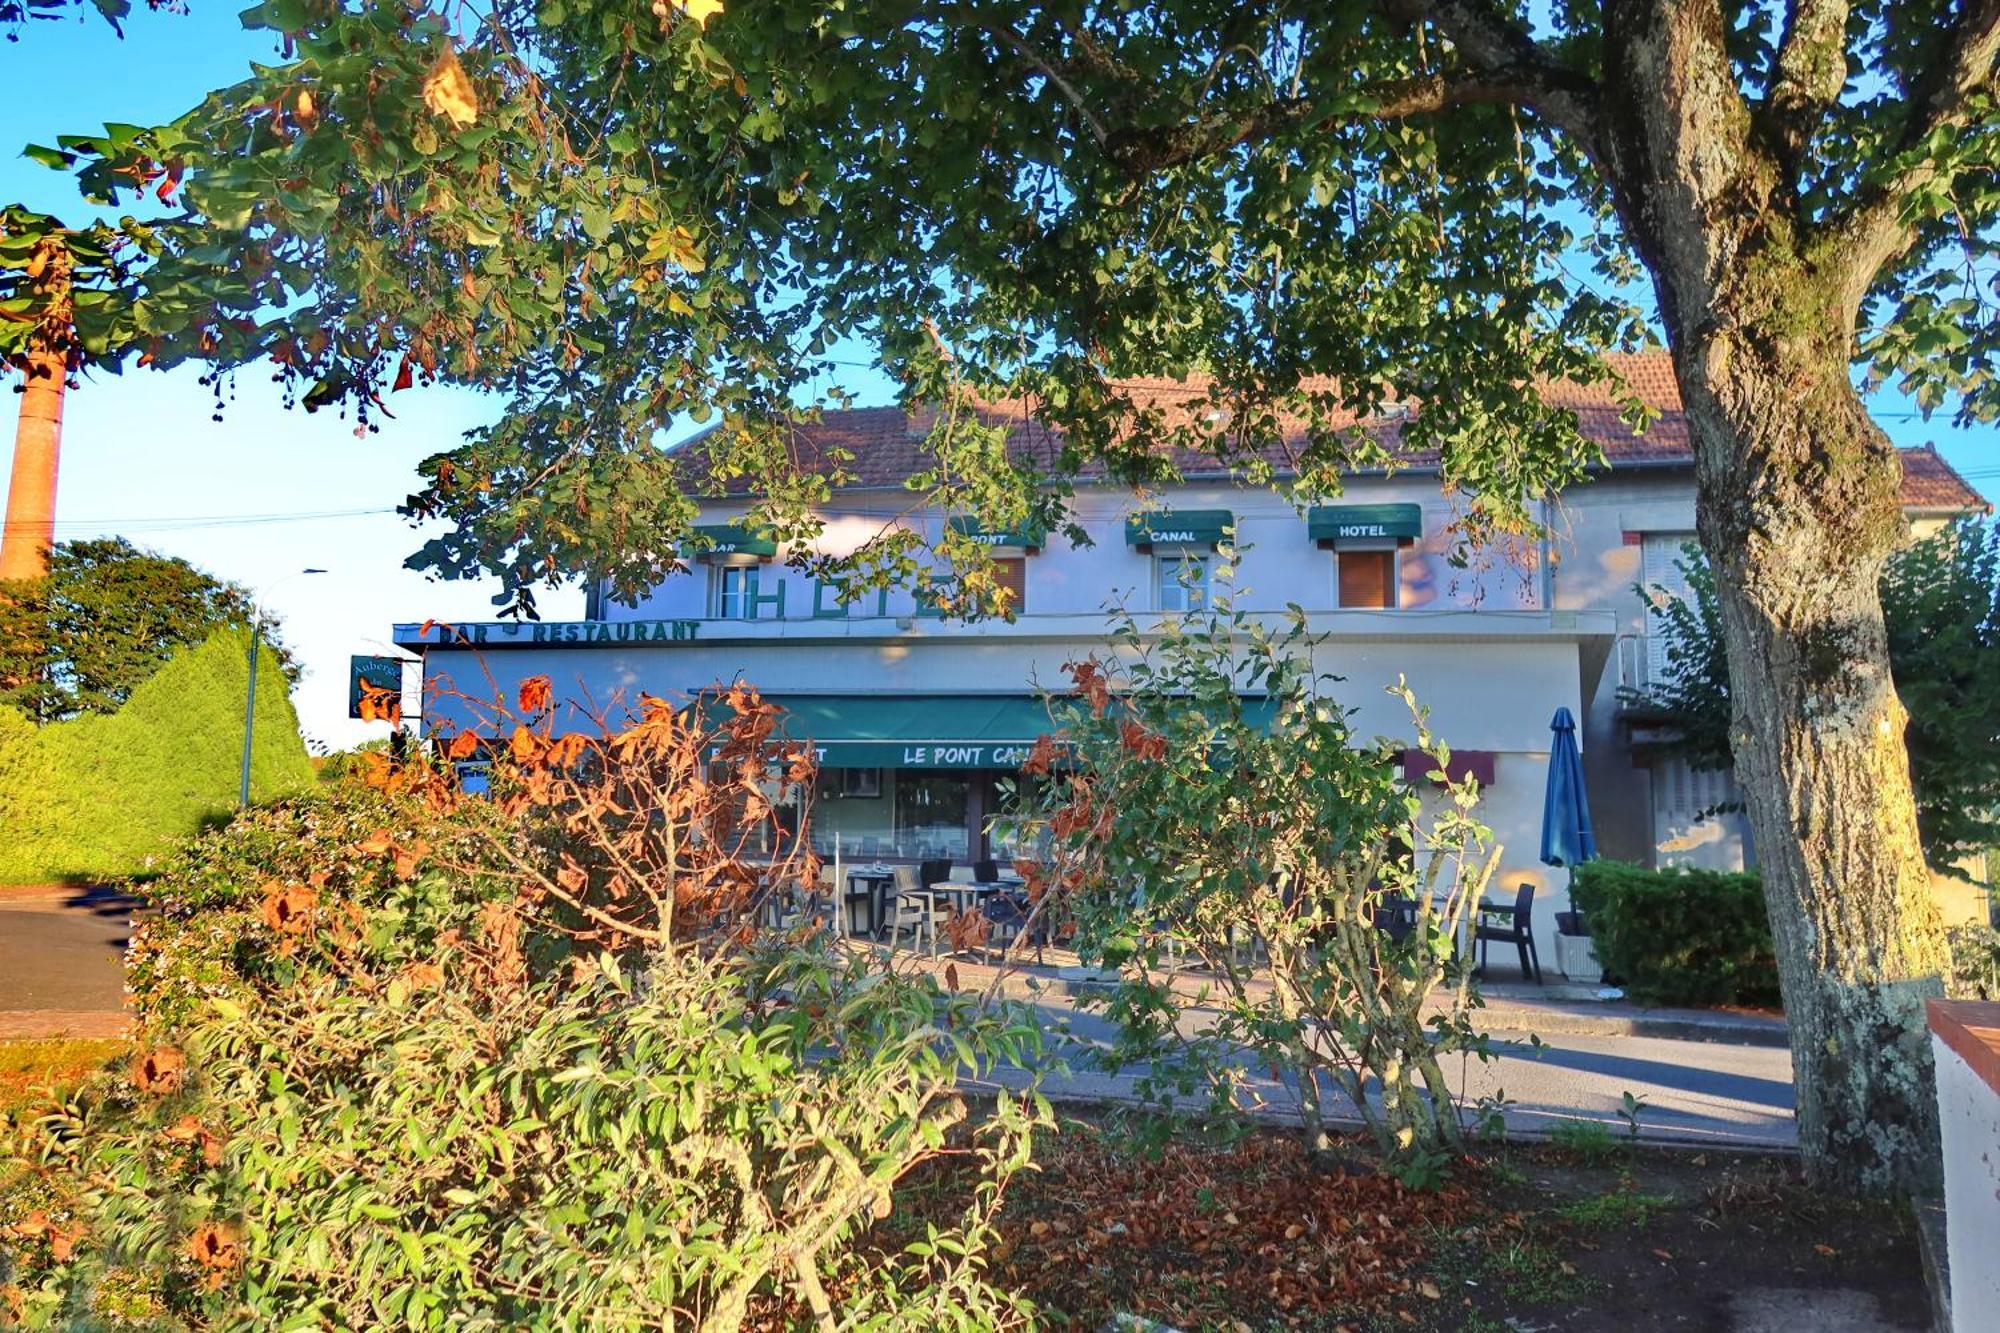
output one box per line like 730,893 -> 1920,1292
690,522 -> 777,560
755,694 -> 1287,769
946,515 -> 1046,551
763,695 -> 1055,769
1307,503 -> 1422,545
1124,509 -> 1235,550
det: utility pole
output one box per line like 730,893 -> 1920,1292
0,233 -> 72,582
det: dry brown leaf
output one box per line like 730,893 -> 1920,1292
423,49 -> 479,130
185,1221 -> 243,1290
133,1047 -> 186,1096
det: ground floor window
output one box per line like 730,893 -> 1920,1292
811,767 -> 1037,865
896,772 -> 971,861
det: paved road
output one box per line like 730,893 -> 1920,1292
0,889 -> 132,1035
1001,999 -> 1797,1148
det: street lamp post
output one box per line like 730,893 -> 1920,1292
239,568 -> 326,809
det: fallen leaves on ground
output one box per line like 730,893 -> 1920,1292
891,1127 -> 1485,1330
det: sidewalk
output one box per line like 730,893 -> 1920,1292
893,946 -> 1791,1048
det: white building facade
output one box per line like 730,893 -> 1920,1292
396,355 -> 1987,966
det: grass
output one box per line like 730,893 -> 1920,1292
0,1038 -> 127,1121
1555,1188 -> 1678,1231
1545,1118 -> 1621,1164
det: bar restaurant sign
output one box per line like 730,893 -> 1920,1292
430,619 -> 705,646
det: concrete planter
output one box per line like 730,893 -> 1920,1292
1555,931 -> 1603,985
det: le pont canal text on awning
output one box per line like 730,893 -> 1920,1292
791,742 -> 1042,769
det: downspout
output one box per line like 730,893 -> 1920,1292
1538,493 -> 1555,611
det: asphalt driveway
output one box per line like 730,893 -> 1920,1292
0,887 -> 132,1036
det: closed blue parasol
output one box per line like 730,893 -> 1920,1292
1541,707 -> 1597,867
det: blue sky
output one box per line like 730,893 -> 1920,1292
1,5 -> 1994,747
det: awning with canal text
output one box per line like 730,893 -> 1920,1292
763,695 -> 1055,769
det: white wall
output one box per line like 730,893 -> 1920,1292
1933,1004 -> 2000,1332
618,476 -> 1549,625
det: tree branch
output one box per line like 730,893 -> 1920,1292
1102,75 -> 1542,173
983,20 -> 1110,146
1822,0 -> 2000,304
1403,0 -> 1608,158
1762,0 -> 1852,161
973,2 -> 1603,179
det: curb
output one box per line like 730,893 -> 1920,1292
0,1011 -> 133,1040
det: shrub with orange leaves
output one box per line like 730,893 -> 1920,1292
2,672 -> 1049,1330
183,1221 -> 242,1291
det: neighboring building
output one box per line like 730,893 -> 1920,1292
395,353 -> 1988,965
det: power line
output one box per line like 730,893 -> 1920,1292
2,506 -> 400,533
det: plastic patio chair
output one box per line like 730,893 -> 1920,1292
888,865 -> 945,955
1475,882 -> 1543,983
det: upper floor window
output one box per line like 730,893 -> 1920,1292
1155,553 -> 1211,612
711,564 -> 758,619
1337,547 -> 1397,609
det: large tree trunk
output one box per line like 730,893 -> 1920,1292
1590,0 -> 1952,1194
1670,326 -> 1950,1194
0,348 -> 66,583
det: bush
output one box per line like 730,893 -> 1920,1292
0,628 -> 313,885
1569,860 -> 1778,1007
1,679 -> 1046,1330
1950,923 -> 2000,1000
1020,587 -> 1497,1159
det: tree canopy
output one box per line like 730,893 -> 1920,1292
0,536 -> 293,724
19,0 -> 1990,601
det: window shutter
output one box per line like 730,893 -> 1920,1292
1640,532 -> 1699,686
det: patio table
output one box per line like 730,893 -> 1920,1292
844,867 -> 896,936
926,878 -> 1025,915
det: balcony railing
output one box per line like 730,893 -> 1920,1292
1615,633 -> 1658,696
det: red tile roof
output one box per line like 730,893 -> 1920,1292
674,352 -> 1986,513
1899,444 -> 1991,513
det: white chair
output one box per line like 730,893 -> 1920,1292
887,865 -> 946,955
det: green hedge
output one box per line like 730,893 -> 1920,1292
0,628 -> 313,885
1569,859 -> 1779,1008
